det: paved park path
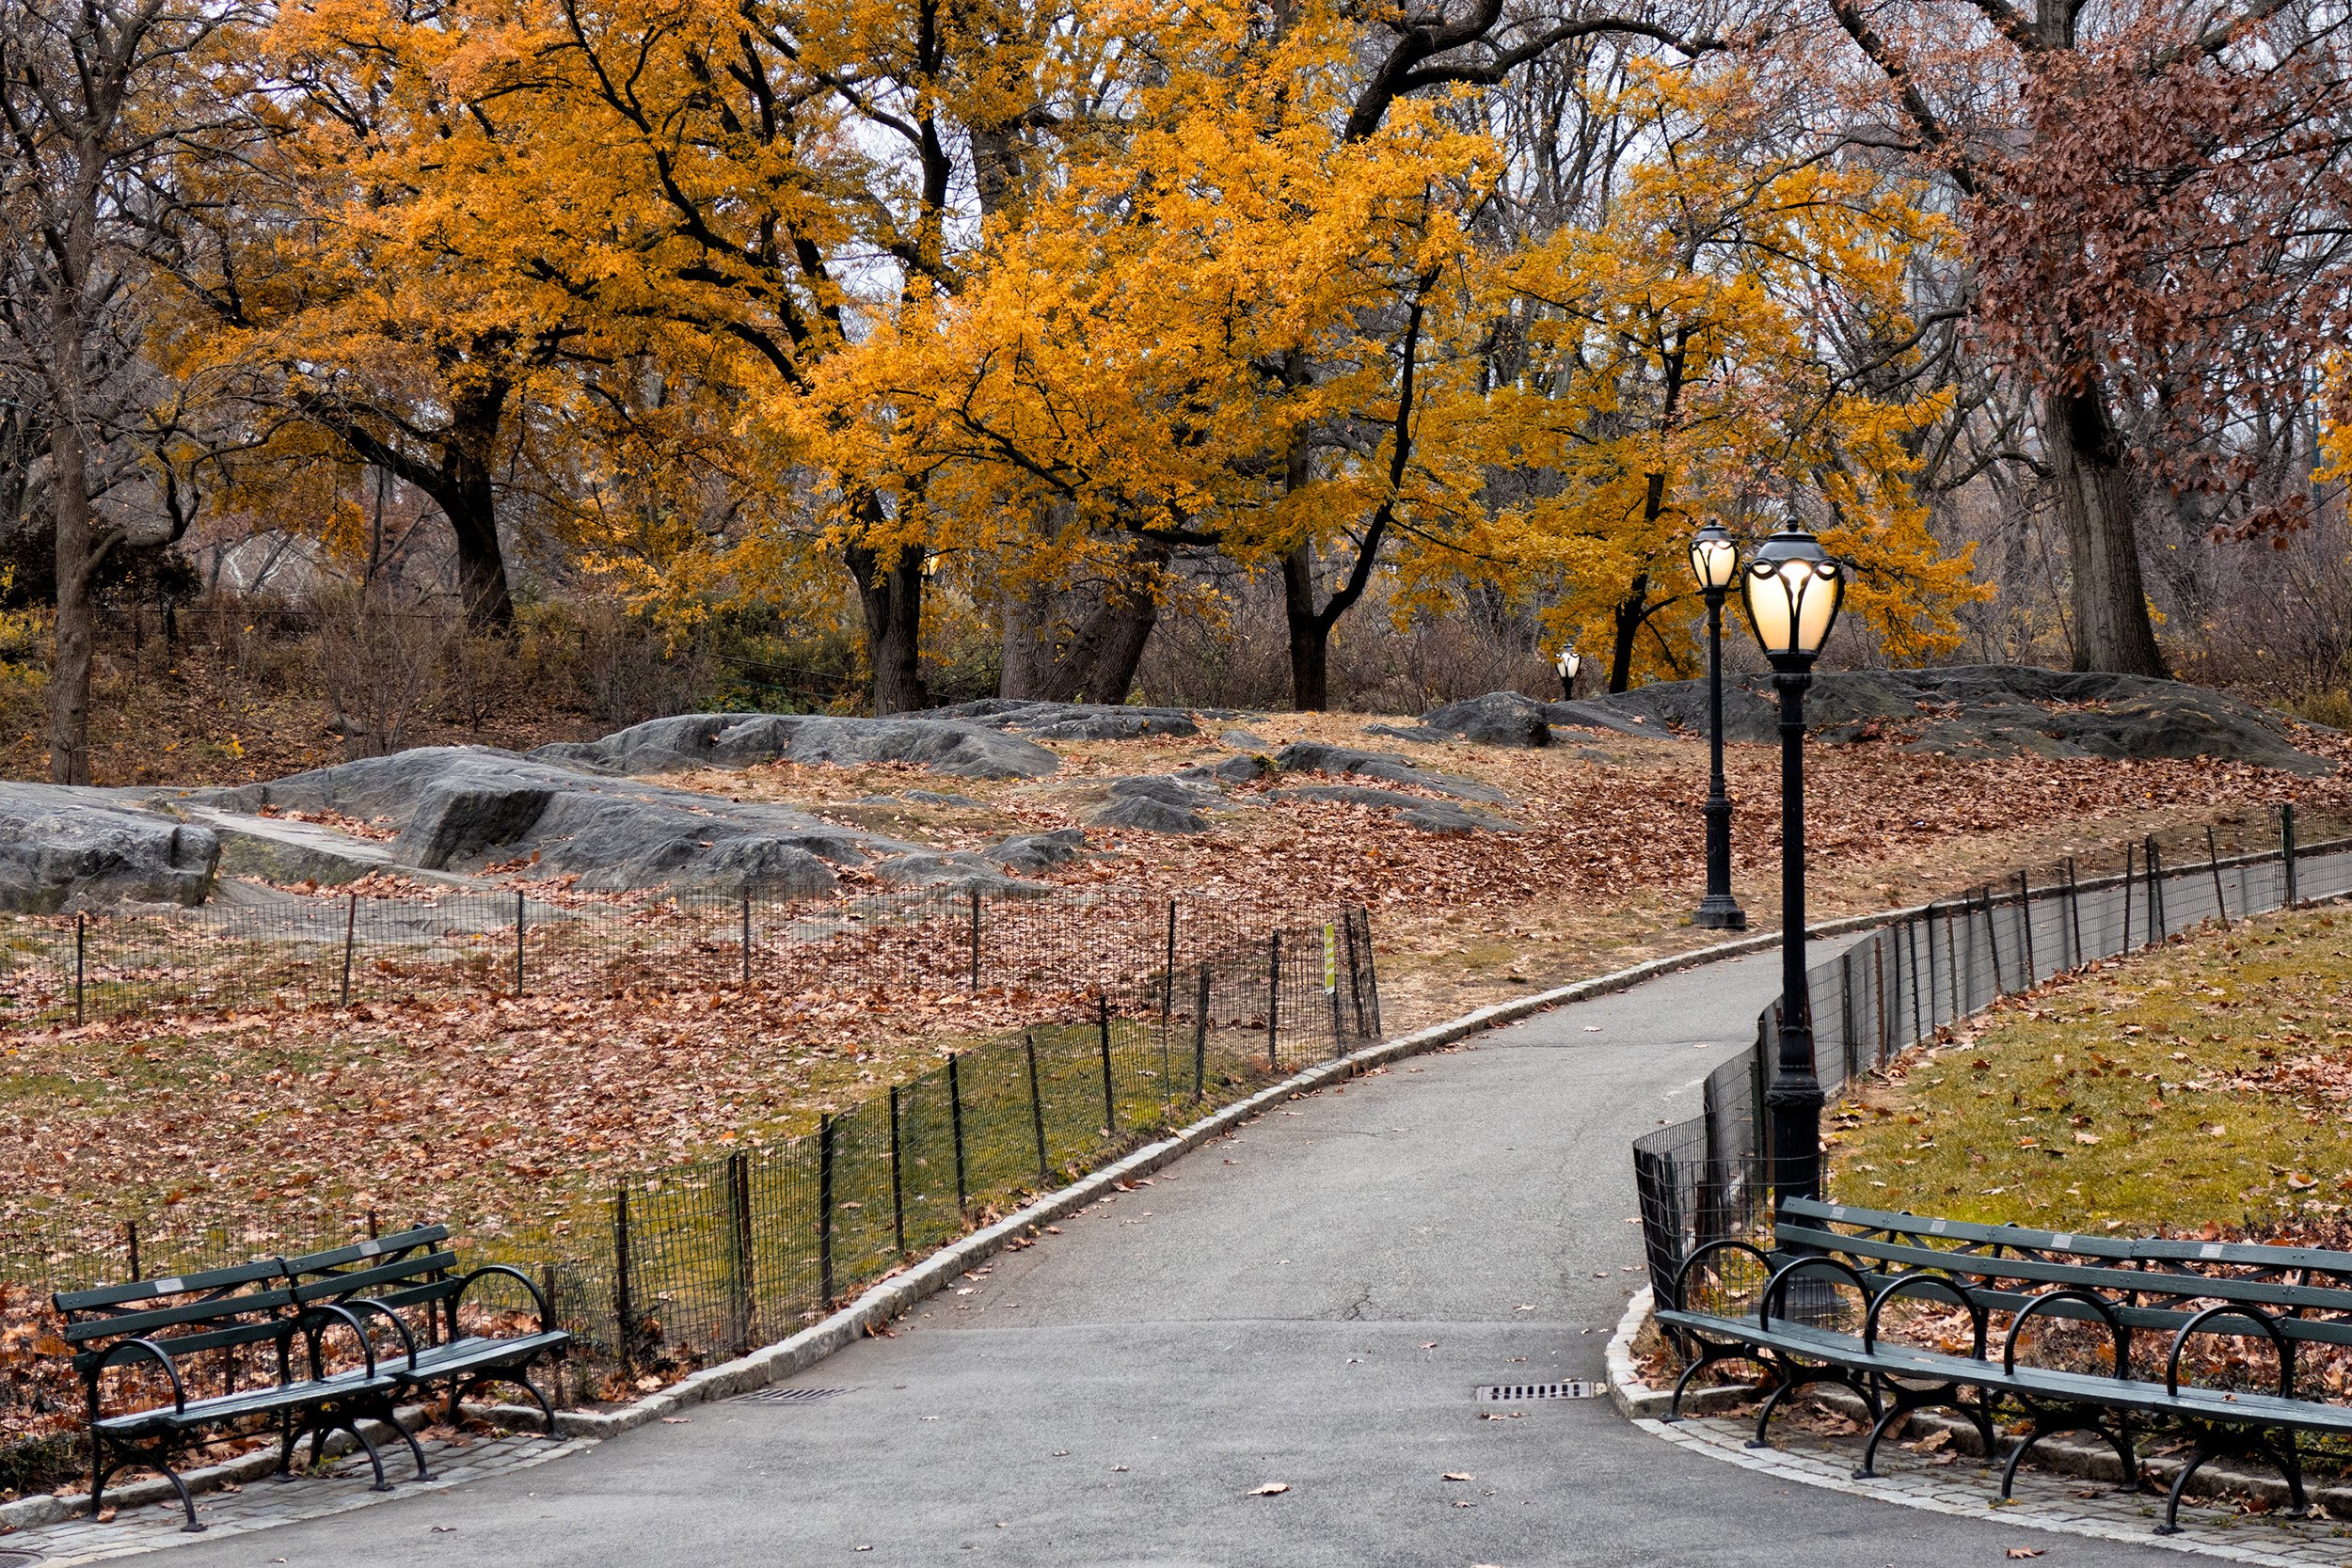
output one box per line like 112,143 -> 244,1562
144,940 -> 2207,1568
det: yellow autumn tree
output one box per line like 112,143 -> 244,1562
1434,65 -> 1981,689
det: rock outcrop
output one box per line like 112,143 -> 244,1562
0,786 -> 220,911
1273,742 -> 1512,804
1272,784 -> 1517,834
532,713 -> 1060,780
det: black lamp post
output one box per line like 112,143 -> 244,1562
1687,523 -> 1745,930
1739,523 -> 1848,1211
1555,646 -> 1581,702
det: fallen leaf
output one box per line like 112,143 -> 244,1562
1248,1481 -> 1289,1496
660,1417 -> 691,1425
2005,1550 -> 2043,1560
1443,1472 -> 1475,1481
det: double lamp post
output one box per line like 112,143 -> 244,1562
1683,520 -> 1849,1208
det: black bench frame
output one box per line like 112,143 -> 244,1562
52,1226 -> 569,1532
1656,1196 -> 2352,1534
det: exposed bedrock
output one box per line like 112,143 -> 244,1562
192,749 -> 914,895
531,713 -> 1060,780
0,785 -> 220,911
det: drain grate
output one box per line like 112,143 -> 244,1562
0,1550 -> 43,1567
1476,1381 -> 1597,1402
736,1386 -> 851,1404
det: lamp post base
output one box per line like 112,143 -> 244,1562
1692,895 -> 1747,930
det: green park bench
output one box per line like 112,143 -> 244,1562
1656,1196 -> 2352,1535
51,1224 -> 566,1532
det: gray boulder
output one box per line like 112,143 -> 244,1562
1087,794 -> 1211,834
868,851 -> 1032,895
1273,784 -> 1517,834
1218,728 -> 1271,751
1175,754 -> 1270,786
1273,742 -> 1511,804
982,828 -> 1089,874
532,712 -> 1058,780
188,749 -> 911,896
0,786 -> 219,911
1362,722 -> 1450,744
909,699 -> 1200,741
1420,691 -> 1553,748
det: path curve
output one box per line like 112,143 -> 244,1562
128,937 -> 2217,1568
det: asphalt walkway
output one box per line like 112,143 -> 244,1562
152,942 -> 2198,1567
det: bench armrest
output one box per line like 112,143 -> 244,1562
95,1338 -> 189,1416
453,1264 -> 554,1335
339,1298 -> 421,1371
297,1302 -> 379,1381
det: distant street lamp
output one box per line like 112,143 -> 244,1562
1740,523 -> 1849,1211
1686,522 -> 1745,931
1555,646 -> 1581,702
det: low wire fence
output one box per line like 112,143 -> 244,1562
1633,806 -> 2352,1307
0,883 -> 1341,1030
3,904 -> 1380,1417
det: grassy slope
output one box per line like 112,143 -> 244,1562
1831,905 -> 2352,1235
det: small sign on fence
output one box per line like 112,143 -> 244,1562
1323,922 -> 1338,995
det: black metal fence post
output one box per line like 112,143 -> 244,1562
1839,951 -> 1857,1085
2016,872 -> 2035,987
1326,922 -> 1344,1059
968,890 -> 981,991
818,1115 -> 836,1307
1359,908 -> 1383,1037
728,1150 -> 754,1353
1265,931 -> 1280,1069
1343,909 -> 1369,1037
2284,802 -> 2300,907
514,890 -> 526,995
1905,917 -> 1922,1042
1193,966 -> 1210,1102
2065,858 -> 2085,967
1097,997 -> 1116,1136
2146,836 -> 2168,940
888,1084 -> 907,1256
2122,842 -> 2136,953
1980,888 -> 2004,997
1025,1034 -> 1050,1185
341,893 -> 358,1006
741,890 -> 753,990
2207,826 -> 2232,929
74,911 -> 87,1025
1922,903 -> 1938,1030
947,1054 -> 968,1210
613,1186 -> 634,1375
1872,933 -> 1889,1067
125,1218 -> 139,1280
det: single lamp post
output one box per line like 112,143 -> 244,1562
1555,646 -> 1581,702
1687,523 -> 1745,931
1739,523 -> 1848,1212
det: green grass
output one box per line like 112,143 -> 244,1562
1830,905 -> 2352,1236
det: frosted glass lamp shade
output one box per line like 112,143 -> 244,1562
1740,528 -> 1846,660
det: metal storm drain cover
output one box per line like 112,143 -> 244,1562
736,1386 -> 850,1404
0,1551 -> 43,1567
1476,1381 -> 1597,1402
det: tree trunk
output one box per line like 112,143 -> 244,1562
44,387 -> 98,785
2042,384 -> 2168,677
1281,545 -> 1331,711
1607,573 -> 1650,694
444,473 -> 514,631
847,540 -> 929,714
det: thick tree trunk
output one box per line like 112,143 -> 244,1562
1281,545 -> 1331,711
1607,573 -> 1650,695
847,540 -> 929,714
44,393 -> 97,785
2042,384 -> 2168,678
444,474 -> 514,631
1000,545 -> 1167,705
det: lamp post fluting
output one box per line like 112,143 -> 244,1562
1687,524 -> 1745,930
1738,523 -> 1848,1212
